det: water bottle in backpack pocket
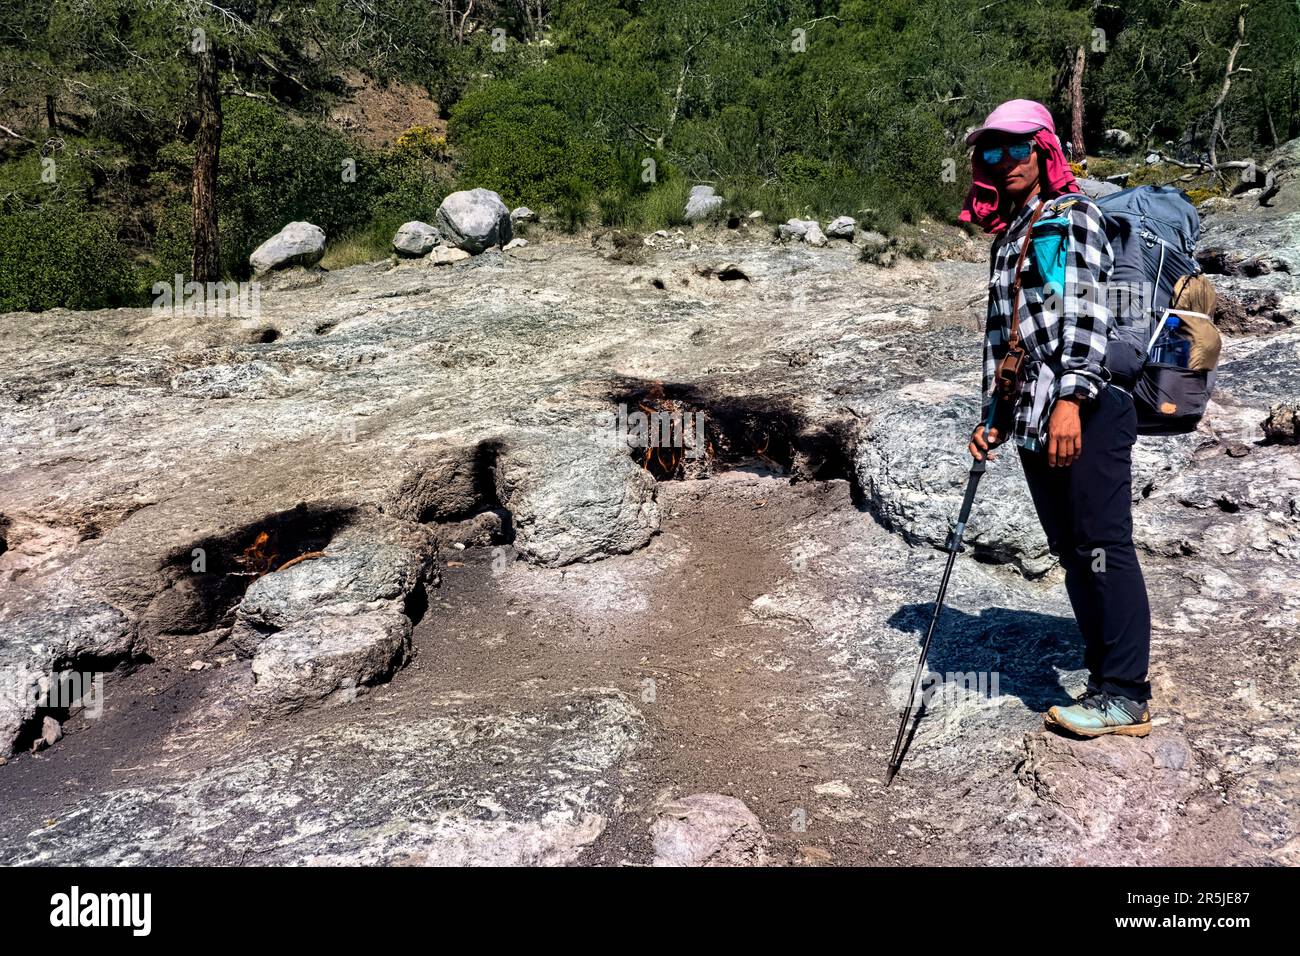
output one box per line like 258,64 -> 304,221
1132,302 -> 1221,435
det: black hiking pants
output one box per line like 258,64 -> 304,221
1017,384 -> 1153,703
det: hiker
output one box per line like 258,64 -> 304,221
960,99 -> 1153,738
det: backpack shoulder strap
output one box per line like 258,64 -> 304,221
1006,199 -> 1048,354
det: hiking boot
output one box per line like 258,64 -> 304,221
1045,690 -> 1152,738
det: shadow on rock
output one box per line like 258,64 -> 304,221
887,603 -> 1084,712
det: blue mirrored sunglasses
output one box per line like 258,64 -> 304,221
979,141 -> 1033,165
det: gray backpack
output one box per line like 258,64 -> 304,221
1095,185 -> 1216,434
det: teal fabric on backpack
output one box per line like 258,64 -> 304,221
1028,215 -> 1071,297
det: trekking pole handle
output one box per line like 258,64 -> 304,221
981,394 -> 999,434
947,397 -> 995,551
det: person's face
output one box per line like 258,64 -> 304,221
974,130 -> 1040,201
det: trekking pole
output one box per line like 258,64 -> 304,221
885,400 -> 997,786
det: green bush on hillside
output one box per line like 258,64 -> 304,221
0,205 -> 135,312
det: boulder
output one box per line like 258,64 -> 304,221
392,221 -> 442,258
651,794 -> 768,866
860,229 -> 889,250
249,222 -> 326,276
249,605 -> 413,716
31,716 -> 63,752
494,426 -> 660,566
0,599 -> 137,757
231,517 -> 438,657
684,185 -> 723,223
510,206 -> 536,223
1103,128 -> 1135,149
1077,178 -> 1122,199
855,383 -> 1053,575
1263,401 -> 1300,445
779,218 -> 827,246
779,218 -> 813,240
435,188 -> 513,254
826,216 -> 856,240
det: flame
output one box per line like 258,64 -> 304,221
638,396 -> 685,480
751,432 -> 779,469
238,530 -> 279,578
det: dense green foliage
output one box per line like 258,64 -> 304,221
2,0 -> 1298,310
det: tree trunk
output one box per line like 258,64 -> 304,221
1209,5 -> 1249,171
45,95 -> 57,131
1069,45 -> 1086,162
191,45 -> 222,284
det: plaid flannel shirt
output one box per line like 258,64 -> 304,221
982,191 -> 1114,452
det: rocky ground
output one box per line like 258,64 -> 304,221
1,146 -> 1298,865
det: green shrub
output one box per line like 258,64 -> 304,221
552,177 -> 593,233
0,204 -> 135,312
623,179 -> 691,230
217,99 -> 389,277
448,79 -> 622,208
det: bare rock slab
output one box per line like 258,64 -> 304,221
1017,728 -> 1199,862
3,690 -> 643,866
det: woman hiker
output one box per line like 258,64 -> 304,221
961,98 -> 1153,737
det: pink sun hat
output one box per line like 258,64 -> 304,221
965,98 -> 1056,145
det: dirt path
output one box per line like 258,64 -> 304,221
401,467 -> 943,864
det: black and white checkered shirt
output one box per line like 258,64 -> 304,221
982,191 -> 1114,452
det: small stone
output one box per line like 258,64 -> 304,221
430,246 -> 472,266
813,779 -> 854,798
503,237 -> 529,251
